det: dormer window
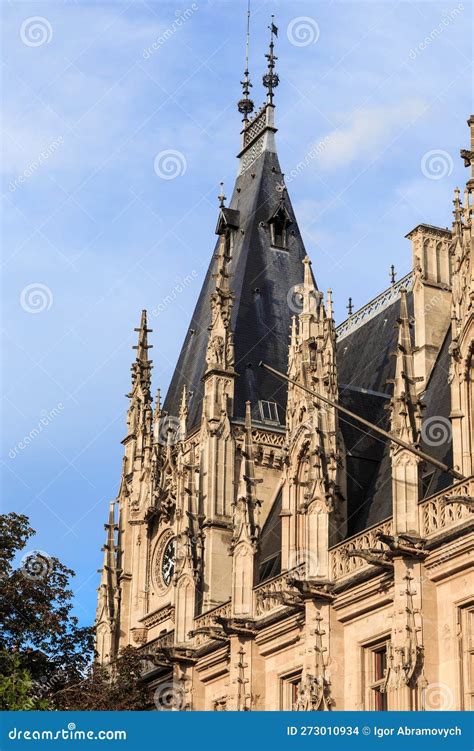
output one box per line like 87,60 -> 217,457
259,400 -> 279,423
271,217 -> 286,248
268,195 -> 292,250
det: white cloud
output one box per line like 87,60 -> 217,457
317,100 -> 427,170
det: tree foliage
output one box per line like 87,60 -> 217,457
54,647 -> 151,711
0,513 -> 150,710
0,512 -> 94,697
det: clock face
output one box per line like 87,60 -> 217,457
161,539 -> 176,587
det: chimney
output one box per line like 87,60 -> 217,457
405,224 -> 452,391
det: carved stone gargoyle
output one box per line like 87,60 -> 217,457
258,589 -> 305,610
375,532 -> 428,560
440,494 -> 473,509
341,547 -> 393,571
144,643 -> 196,669
188,626 -> 228,643
287,578 -> 335,603
214,616 -> 257,637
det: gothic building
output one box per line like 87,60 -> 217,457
96,31 -> 474,711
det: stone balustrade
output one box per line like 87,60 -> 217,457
419,477 -> 473,537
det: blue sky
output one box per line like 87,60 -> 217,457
2,0 -> 472,625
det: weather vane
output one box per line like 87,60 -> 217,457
263,15 -> 279,104
237,0 -> 254,121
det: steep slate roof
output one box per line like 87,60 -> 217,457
162,86 -> 455,542
163,130 -> 309,430
419,329 -> 453,497
337,295 -> 405,533
336,291 -> 453,534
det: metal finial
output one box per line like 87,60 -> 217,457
218,182 -> 226,208
390,265 -> 396,285
238,0 -> 254,121
347,297 -> 354,316
263,15 -> 279,104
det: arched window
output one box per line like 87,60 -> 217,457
423,239 -> 431,280
268,201 -> 292,250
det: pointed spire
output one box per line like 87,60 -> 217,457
179,384 -> 188,439
263,16 -> 279,105
130,310 -> 153,400
205,229 -> 235,375
290,315 -> 298,348
300,255 -> 319,322
459,114 -> 474,181
303,255 -> 314,289
218,181 -> 226,208
98,501 -> 118,620
390,289 -> 423,444
237,1 -> 254,122
326,289 -> 333,320
232,402 -> 261,549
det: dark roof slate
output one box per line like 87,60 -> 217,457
163,148 -> 309,430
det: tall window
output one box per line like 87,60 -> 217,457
436,242 -> 442,283
268,205 -> 292,250
364,638 -> 390,710
271,217 -> 286,248
423,239 -> 431,281
372,646 -> 388,710
458,604 -> 474,710
280,671 -> 302,710
259,400 -> 279,423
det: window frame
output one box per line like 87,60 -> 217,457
279,669 -> 302,711
259,400 -> 279,424
458,601 -> 474,710
362,635 -> 391,711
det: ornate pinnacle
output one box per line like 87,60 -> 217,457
238,2 -> 254,122
130,310 -> 153,398
218,182 -> 226,208
390,265 -> 396,285
346,297 -> 354,317
133,310 -> 153,361
390,288 -> 423,445
263,16 -> 279,104
460,115 -> 474,177
326,289 -> 333,320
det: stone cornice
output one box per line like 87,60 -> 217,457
405,223 -> 453,240
140,604 -> 175,629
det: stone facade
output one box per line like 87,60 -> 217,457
96,45 -> 474,711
